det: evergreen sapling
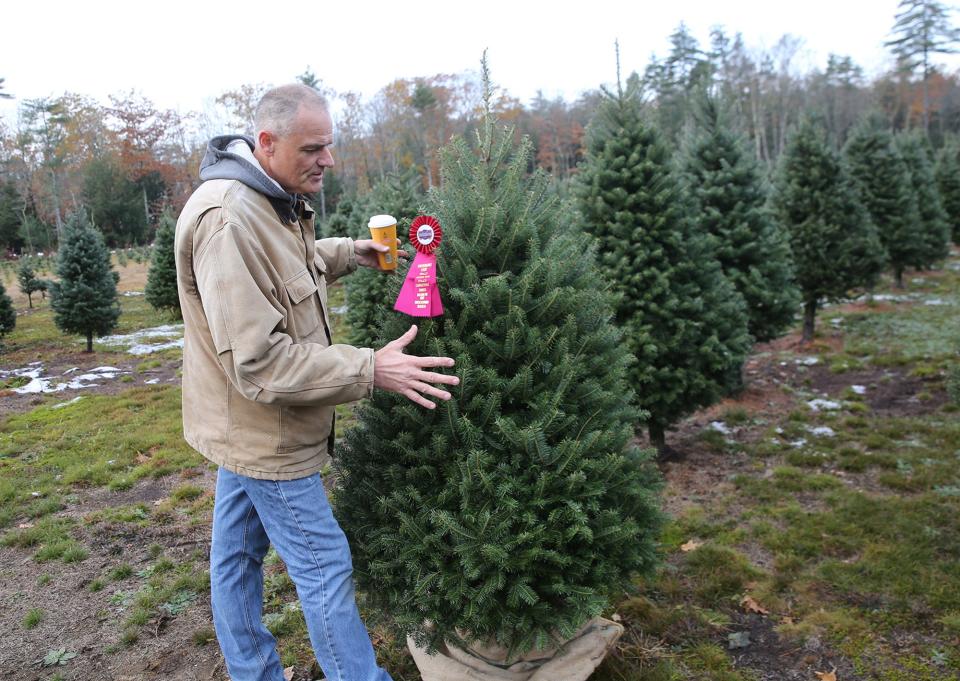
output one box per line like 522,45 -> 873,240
935,140 -> 960,245
680,92 -> 799,341
843,114 -> 921,288
50,211 -> 120,352
897,130 -> 951,267
575,75 -> 751,450
145,211 -> 181,317
772,119 -> 885,341
0,280 -> 15,340
17,258 -> 44,309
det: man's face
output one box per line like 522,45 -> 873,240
259,104 -> 334,195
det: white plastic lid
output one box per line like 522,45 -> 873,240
368,214 -> 396,228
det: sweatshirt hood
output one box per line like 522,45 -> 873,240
199,135 -> 305,222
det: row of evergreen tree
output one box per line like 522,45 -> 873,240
0,210 -> 179,349
331,56 -> 960,662
328,81 -> 957,452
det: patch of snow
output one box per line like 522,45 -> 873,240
912,278 -> 926,285
851,385 -> 867,395
775,427 -> 784,434
709,421 -> 732,435
63,367 -> 79,375
331,305 -> 349,314
127,339 -> 184,355
789,438 -> 808,448
796,357 -> 820,366
924,298 -> 949,305
0,364 -> 127,394
807,426 -> 836,437
121,291 -> 144,297
872,293 -> 915,302
98,324 -> 184,355
144,378 -> 160,385
52,396 -> 84,409
830,318 -> 843,327
807,398 -> 842,411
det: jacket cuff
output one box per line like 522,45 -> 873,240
345,237 -> 359,275
363,346 -> 375,398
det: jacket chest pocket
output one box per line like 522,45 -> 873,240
283,269 -> 322,340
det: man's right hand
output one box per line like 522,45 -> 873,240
374,325 -> 459,409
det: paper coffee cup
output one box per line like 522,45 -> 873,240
368,215 -> 398,270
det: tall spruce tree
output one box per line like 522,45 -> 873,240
50,211 -> 120,352
0,280 -> 15,341
885,0 -> 960,131
935,141 -> 960,244
680,93 -> 799,342
343,170 -> 422,348
897,130 -> 951,266
843,115 -> 922,287
335,85 -> 663,655
575,74 -> 751,450
772,120 -> 886,341
145,211 -> 181,317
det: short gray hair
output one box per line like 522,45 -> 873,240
254,83 -> 329,138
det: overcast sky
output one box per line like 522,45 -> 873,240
2,0 -> 959,128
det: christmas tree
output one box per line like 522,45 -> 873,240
772,119 -> 885,341
935,141 -> 960,245
343,170 -> 422,348
896,131 -> 951,267
51,211 -> 120,352
334,79 -> 662,656
843,114 -> 921,288
575,74 -> 750,450
0,280 -> 15,340
145,211 -> 181,317
680,93 -> 798,342
16,258 -> 44,308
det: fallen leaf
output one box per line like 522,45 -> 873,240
815,670 -> 837,681
283,667 -> 295,681
741,595 -> 770,615
680,539 -> 703,552
17,522 -> 34,529
781,616 -> 796,625
611,612 -> 622,622
136,452 -> 151,464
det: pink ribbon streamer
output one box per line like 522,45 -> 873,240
394,251 -> 443,317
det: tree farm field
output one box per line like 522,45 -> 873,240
2,255 -> 960,681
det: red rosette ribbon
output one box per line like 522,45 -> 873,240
393,215 -> 444,317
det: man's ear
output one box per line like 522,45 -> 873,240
257,130 -> 275,155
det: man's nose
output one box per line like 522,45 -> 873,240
319,149 -> 334,168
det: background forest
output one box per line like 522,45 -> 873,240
2,7 -> 959,252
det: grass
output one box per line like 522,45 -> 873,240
23,607 -> 44,628
4,256 -> 960,676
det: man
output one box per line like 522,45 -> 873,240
175,83 -> 458,681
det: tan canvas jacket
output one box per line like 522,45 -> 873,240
175,178 -> 375,480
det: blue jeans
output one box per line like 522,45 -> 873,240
210,467 -> 392,681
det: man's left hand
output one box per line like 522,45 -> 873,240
355,239 -> 408,270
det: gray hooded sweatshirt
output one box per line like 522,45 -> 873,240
199,134 -> 305,223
